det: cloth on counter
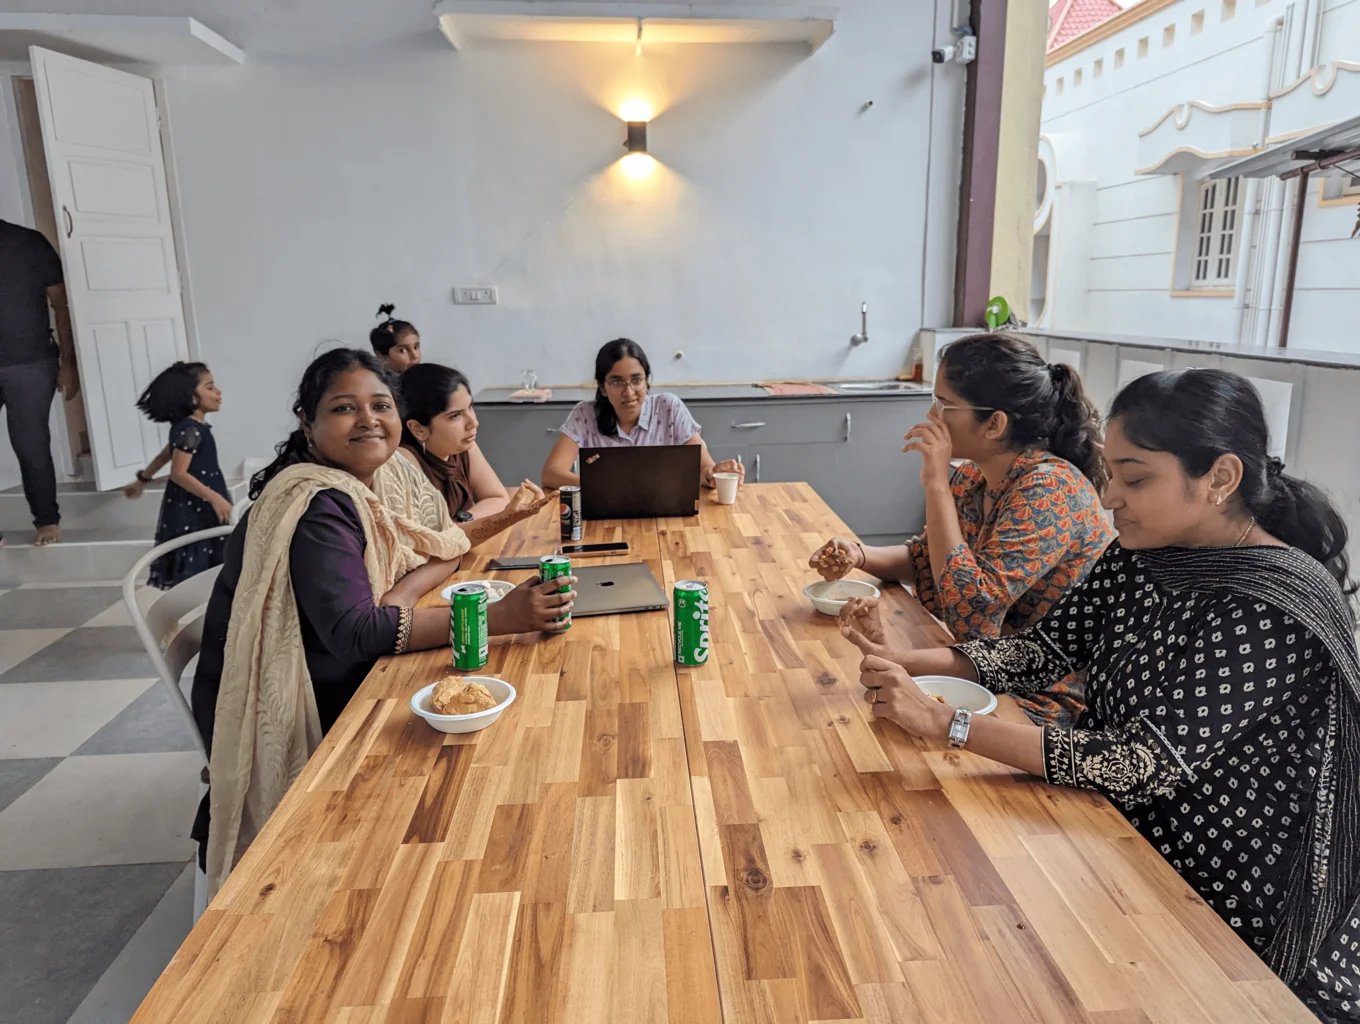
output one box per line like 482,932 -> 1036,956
759,381 -> 837,396
508,388 -> 552,402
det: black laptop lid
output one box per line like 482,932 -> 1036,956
579,445 -> 701,520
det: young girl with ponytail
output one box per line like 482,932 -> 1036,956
842,368 -> 1360,1018
811,332 -> 1113,722
369,303 -> 422,373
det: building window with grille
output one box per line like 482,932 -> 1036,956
1173,174 -> 1242,295
1192,177 -> 1240,287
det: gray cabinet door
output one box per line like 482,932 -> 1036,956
473,405 -> 569,486
746,399 -> 930,541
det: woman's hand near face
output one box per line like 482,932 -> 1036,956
488,575 -> 577,635
904,406 -> 953,491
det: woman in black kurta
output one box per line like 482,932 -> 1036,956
842,369 -> 1360,1019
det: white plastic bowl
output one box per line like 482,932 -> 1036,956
912,674 -> 997,715
410,676 -> 516,734
440,579 -> 514,604
803,578 -> 881,616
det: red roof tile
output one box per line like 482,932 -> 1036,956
1048,0 -> 1123,51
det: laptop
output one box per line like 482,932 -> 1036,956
579,444 -> 701,520
570,562 -> 669,617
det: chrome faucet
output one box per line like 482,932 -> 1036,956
849,302 -> 869,347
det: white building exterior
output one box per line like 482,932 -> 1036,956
1035,0 -> 1360,353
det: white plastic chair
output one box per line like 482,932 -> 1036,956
123,523 -> 234,919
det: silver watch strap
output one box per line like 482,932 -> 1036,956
947,707 -> 973,748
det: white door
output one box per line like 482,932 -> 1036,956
29,46 -> 188,491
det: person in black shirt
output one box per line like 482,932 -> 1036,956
0,219 -> 78,546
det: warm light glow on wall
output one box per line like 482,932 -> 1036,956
619,152 -> 656,179
618,98 -> 653,123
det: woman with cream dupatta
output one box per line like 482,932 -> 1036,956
191,350 -> 575,896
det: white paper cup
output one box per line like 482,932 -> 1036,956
714,472 -> 739,505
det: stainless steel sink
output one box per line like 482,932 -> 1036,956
834,381 -> 928,393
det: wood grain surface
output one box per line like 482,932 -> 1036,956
131,483 -> 1314,1023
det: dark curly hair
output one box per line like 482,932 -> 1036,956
249,348 -> 395,500
369,302 -> 418,357
135,362 -> 209,424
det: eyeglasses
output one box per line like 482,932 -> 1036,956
931,395 -> 995,414
605,375 -> 648,392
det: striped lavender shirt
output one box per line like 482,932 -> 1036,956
559,393 -> 701,448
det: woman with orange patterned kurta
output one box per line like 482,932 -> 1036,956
811,333 -> 1113,723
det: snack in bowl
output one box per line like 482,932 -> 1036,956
431,676 -> 499,715
411,676 -> 516,734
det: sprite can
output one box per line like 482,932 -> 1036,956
673,580 -> 710,666
539,554 -> 572,629
450,583 -> 489,670
560,485 -> 582,542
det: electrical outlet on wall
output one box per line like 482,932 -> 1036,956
453,286 -> 498,305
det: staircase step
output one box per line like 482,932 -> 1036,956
0,528 -> 152,586
0,479 -> 247,532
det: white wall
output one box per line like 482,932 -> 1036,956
1039,0 -> 1360,350
0,0 -> 963,479
136,0 -> 960,474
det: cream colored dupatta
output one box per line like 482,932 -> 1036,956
206,462 -> 468,896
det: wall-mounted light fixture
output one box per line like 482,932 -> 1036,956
618,98 -> 655,179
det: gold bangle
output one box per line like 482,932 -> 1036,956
394,606 -> 414,655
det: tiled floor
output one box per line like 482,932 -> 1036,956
0,581 -> 199,1024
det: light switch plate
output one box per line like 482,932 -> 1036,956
454,286 -> 497,305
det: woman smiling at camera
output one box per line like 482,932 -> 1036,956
811,333 -> 1113,723
540,338 -> 744,491
843,369 -> 1360,1018
190,349 -> 574,896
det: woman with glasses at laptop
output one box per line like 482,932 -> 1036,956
809,333 -> 1113,724
541,338 -> 745,491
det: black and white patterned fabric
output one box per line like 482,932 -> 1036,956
956,542 -> 1360,1021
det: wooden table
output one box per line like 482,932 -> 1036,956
133,484 -> 1314,1024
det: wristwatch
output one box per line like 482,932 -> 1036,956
135,470 -> 151,484
947,707 -> 973,749
454,510 -> 474,523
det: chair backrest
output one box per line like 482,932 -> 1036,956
123,524 -> 234,764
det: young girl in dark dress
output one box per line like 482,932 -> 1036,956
133,362 -> 233,589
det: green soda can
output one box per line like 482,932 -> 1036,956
539,554 -> 572,629
449,583 -> 489,670
673,580 -> 710,666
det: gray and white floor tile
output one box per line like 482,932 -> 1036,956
0,580 -> 201,1023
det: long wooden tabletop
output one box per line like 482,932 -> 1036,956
132,483 -> 1314,1024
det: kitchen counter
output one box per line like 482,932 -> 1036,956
473,381 -> 931,405
472,383 -> 932,545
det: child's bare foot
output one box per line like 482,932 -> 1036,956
34,525 -> 60,546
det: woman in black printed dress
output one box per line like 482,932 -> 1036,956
841,369 -> 1360,1021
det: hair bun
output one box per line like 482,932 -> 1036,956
1266,456 -> 1286,480
377,302 -> 396,319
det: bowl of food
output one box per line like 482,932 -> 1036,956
410,675 -> 516,734
803,578 -> 881,616
912,675 -> 997,715
440,579 -> 514,604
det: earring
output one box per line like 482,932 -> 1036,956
1215,496 -> 1224,506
